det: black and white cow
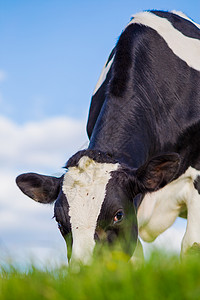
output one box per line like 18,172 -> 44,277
16,10 -> 200,264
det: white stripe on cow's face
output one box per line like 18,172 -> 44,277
93,55 -> 115,96
128,11 -> 200,71
62,156 -> 119,264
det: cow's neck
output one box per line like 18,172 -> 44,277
88,99 -> 157,168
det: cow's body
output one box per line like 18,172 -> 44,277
16,10 -> 200,264
87,10 -> 200,256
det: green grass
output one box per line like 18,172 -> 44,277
1,251 -> 200,300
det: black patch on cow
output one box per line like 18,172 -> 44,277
97,167 -> 138,256
87,66 -> 112,138
54,190 -> 71,236
87,47 -> 116,138
133,194 -> 143,211
109,23 -> 146,98
88,10 -> 200,140
174,121 -> 200,175
151,11 -> 200,39
194,176 -> 200,194
87,17 -> 200,171
65,149 -> 118,168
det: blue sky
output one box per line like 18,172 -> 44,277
1,0 -> 200,124
0,0 -> 199,266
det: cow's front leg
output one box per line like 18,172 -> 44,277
181,186 -> 200,257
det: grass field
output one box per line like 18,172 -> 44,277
1,250 -> 200,300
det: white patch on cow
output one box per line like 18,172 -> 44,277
137,166 -> 200,255
62,156 -> 119,263
93,55 -> 115,96
128,11 -> 200,71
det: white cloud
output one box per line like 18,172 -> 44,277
0,115 -> 88,173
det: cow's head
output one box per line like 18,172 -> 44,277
16,150 -> 179,264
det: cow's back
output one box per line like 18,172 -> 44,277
87,11 -> 200,169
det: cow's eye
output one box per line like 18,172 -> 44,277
113,210 -> 124,224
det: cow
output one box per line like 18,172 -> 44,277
16,10 -> 200,264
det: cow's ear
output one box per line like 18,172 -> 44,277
136,153 -> 180,192
16,173 -> 62,203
